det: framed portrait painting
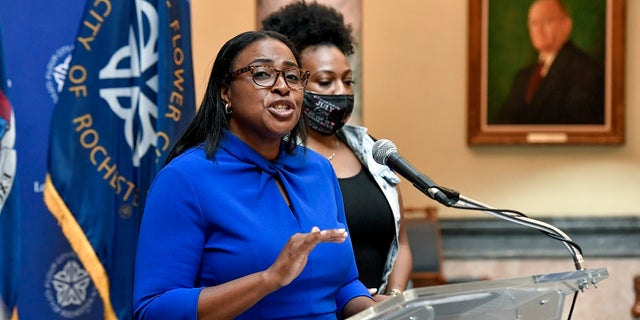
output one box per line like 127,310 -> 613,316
467,0 -> 625,145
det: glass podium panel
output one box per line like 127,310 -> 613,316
348,268 -> 608,320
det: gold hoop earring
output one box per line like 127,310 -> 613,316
224,103 -> 232,115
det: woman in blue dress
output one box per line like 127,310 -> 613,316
133,30 -> 375,319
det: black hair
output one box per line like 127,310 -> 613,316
165,30 -> 306,165
261,0 -> 355,56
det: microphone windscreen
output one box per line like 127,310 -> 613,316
372,139 -> 397,165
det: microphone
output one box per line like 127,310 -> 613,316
372,139 -> 458,206
373,139 -> 587,270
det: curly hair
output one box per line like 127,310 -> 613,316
261,1 -> 355,56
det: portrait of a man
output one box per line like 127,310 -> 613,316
490,0 -> 605,125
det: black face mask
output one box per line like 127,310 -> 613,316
303,92 -> 355,136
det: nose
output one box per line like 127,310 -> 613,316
334,80 -> 353,95
271,71 -> 291,93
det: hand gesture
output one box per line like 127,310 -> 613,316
264,227 -> 348,287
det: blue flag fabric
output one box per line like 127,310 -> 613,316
1,2 -> 91,319
0,22 -> 19,320
44,0 -> 195,319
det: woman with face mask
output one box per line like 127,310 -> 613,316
263,1 -> 412,298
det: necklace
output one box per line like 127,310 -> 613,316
327,139 -> 339,161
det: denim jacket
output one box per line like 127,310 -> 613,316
338,125 -> 401,293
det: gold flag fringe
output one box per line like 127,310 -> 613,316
43,174 -> 116,320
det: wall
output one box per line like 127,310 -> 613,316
190,1 -> 639,318
192,0 -> 640,219
190,0 -> 255,106
361,0 -> 639,218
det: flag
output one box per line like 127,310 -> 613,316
1,2 -> 90,319
44,0 -> 195,318
0,21 -> 19,320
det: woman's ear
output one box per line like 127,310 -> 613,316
220,85 -> 230,105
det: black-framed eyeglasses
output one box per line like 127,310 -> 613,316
228,65 -> 310,90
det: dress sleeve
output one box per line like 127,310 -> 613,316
133,166 -> 205,320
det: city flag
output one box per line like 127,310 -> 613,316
0,22 -> 19,320
43,0 -> 195,319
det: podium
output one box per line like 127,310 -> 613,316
348,268 -> 608,320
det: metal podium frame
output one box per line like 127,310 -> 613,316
348,268 -> 608,320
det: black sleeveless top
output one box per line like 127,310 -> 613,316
338,168 -> 395,289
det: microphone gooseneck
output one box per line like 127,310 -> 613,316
371,138 -> 585,271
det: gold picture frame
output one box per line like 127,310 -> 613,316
467,0 -> 625,145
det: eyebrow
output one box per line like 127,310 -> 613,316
312,69 -> 353,77
249,58 -> 298,68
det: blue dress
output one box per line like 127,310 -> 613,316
133,132 -> 370,319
